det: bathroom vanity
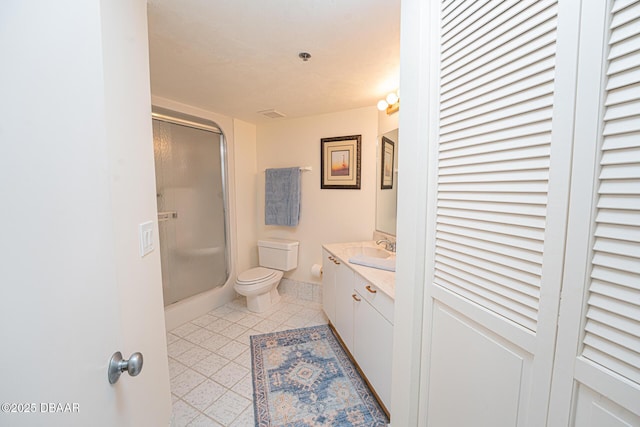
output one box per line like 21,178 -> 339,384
321,241 -> 395,413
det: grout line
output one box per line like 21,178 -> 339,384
168,295 -> 328,426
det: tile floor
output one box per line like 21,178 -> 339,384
168,294 -> 328,426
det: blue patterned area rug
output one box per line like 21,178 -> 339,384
251,324 -> 389,426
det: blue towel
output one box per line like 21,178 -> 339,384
265,167 -> 301,226
348,254 -> 396,272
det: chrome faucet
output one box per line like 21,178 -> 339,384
376,238 -> 396,253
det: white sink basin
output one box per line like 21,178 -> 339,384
344,246 -> 391,259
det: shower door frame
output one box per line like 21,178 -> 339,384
152,107 -> 232,306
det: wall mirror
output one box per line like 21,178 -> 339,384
376,129 -> 399,235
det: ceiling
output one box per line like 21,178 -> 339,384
147,0 -> 401,124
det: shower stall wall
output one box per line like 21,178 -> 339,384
152,112 -> 230,306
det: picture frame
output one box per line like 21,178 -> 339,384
320,135 -> 361,189
381,136 -> 395,189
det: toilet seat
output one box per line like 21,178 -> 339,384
236,267 -> 278,285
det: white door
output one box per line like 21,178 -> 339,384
392,0 -> 639,424
413,1 -> 579,425
334,263 -> 356,352
0,1 -> 171,426
322,249 -> 337,323
549,0 -> 640,424
353,284 -> 394,410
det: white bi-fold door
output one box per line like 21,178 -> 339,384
422,1 -> 567,425
415,0 -> 639,425
549,0 -> 640,424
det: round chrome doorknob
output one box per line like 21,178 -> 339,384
126,352 -> 144,377
108,351 -> 144,384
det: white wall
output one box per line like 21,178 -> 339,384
233,119 -> 259,274
0,0 -> 170,425
100,1 -> 172,424
255,107 -> 378,284
378,109 -> 399,136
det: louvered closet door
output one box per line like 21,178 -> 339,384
424,1 -> 568,425
550,0 -> 640,424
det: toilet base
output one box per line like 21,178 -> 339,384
246,288 -> 280,313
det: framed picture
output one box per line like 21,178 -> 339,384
381,136 -> 395,189
320,135 -> 361,189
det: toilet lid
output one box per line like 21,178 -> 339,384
237,267 -> 278,284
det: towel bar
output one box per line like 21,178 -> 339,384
263,166 -> 312,172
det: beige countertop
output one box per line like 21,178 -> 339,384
322,241 -> 396,300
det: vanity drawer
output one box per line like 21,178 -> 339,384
354,274 -> 394,324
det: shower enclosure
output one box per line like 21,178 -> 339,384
152,109 -> 229,306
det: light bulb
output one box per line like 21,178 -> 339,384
386,92 -> 399,105
377,100 -> 389,111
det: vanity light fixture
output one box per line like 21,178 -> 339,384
377,90 -> 400,115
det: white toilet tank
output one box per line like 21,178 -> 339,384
258,238 -> 299,271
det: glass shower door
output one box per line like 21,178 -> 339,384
153,117 -> 228,306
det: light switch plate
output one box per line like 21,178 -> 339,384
139,221 -> 154,257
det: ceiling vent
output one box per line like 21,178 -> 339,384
258,109 -> 286,119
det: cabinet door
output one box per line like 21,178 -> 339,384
334,262 -> 355,353
354,290 -> 394,410
321,249 -> 336,324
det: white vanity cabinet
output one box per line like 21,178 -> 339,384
321,245 -> 395,412
334,261 -> 355,352
321,249 -> 336,324
323,249 -> 356,352
353,275 -> 393,408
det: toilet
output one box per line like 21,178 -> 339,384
234,238 -> 299,313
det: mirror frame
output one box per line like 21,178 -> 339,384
375,129 -> 399,235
